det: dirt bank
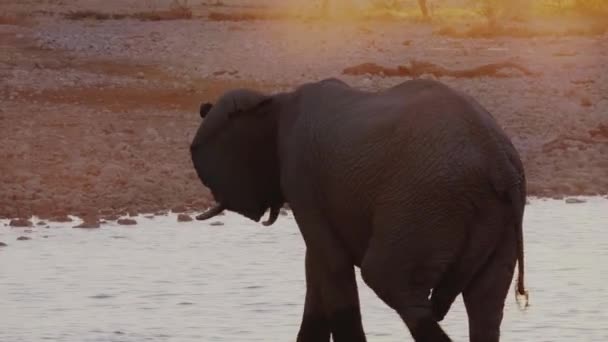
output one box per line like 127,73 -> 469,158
1,1 -> 607,221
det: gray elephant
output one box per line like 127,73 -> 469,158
190,78 -> 529,342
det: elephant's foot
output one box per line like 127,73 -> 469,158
296,314 -> 330,342
328,308 -> 367,342
410,317 -> 452,342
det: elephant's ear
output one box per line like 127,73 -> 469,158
200,102 -> 213,118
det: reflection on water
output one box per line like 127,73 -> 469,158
1,198 -> 607,341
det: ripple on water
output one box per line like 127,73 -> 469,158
89,294 -> 114,299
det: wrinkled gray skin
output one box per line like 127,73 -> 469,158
190,78 -> 529,342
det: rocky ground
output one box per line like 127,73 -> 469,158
1,0 -> 607,224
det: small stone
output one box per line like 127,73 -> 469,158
24,229 -> 33,233
565,198 -> 586,204
37,221 -> 47,226
9,218 -> 32,227
210,221 -> 224,226
73,221 -> 100,229
0,242 -> 7,247
177,213 -> 192,222
280,209 -> 288,216
117,218 -> 137,225
17,236 -> 31,241
103,215 -> 119,221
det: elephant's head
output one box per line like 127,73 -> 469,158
190,89 -> 285,226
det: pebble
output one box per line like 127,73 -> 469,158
9,218 -> 32,227
17,236 -> 31,241
117,218 -> 137,225
210,221 -> 224,226
73,221 -> 100,229
177,213 -> 193,222
565,198 -> 586,204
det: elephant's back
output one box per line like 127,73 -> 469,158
376,80 -> 521,204
328,79 -> 515,197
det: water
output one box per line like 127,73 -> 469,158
1,198 -> 607,342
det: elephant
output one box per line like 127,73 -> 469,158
190,77 -> 529,342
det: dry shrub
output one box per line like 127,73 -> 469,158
64,10 -> 114,20
64,1 -> 193,21
65,8 -> 192,21
342,60 -> 537,78
133,6 -> 193,21
470,0 -> 531,24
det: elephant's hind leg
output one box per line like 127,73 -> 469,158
432,203 -> 508,321
462,221 -> 518,342
361,242 -> 452,341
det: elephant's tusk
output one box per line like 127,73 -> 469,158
262,206 -> 280,226
196,203 -> 225,220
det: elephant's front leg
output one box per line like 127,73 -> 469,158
297,249 -> 366,342
297,249 -> 330,342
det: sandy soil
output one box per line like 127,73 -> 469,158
1,0 -> 607,222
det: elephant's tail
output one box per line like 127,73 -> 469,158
509,176 -> 529,310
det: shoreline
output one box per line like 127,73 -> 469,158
1,2 -> 607,222
2,196 -> 605,227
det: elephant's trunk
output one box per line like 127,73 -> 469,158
196,203 -> 225,220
